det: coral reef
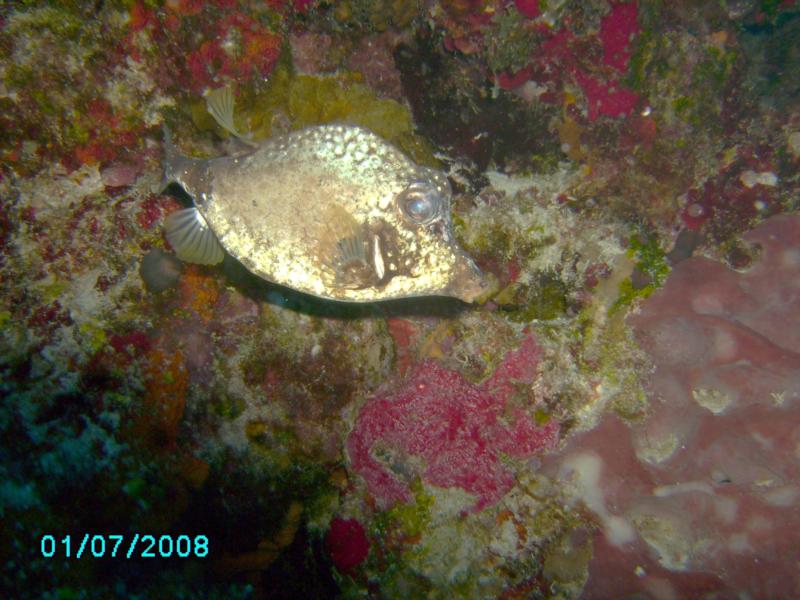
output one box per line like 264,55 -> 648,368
1,0 -> 799,597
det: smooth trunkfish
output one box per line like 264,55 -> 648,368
162,87 -> 490,303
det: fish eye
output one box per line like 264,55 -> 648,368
397,181 -> 443,225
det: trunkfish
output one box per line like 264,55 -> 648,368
162,87 -> 490,303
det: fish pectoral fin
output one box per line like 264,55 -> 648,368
332,233 -> 375,289
164,207 -> 225,266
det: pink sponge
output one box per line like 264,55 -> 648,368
544,214 -> 800,598
631,213 -> 800,426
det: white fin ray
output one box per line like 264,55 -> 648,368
205,86 -> 238,137
335,231 -> 368,267
164,208 -> 225,265
205,85 -> 253,141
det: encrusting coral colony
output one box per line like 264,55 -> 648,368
1,1 -> 799,597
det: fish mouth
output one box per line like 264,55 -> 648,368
446,254 -> 497,303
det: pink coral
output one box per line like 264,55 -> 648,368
347,335 -> 559,512
542,214 -> 800,598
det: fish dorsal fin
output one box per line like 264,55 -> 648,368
164,207 -> 225,266
205,86 -> 257,149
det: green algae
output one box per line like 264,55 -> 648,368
77,321 -> 107,354
683,46 -> 738,127
455,199 -> 570,322
628,230 -> 670,284
611,230 -> 669,314
626,21 -> 738,132
542,532 -> 593,596
455,206 -> 554,262
384,483 -> 434,539
41,280 -> 67,303
566,250 -> 650,425
596,317 -> 650,420
326,0 -> 420,32
364,484 -> 437,595
4,5 -> 84,40
210,393 -> 245,420
486,9 -> 540,75
505,274 -> 569,322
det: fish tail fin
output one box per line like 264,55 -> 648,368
205,85 -> 255,146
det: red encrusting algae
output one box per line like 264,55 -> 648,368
348,334 -> 559,512
325,517 -> 370,573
